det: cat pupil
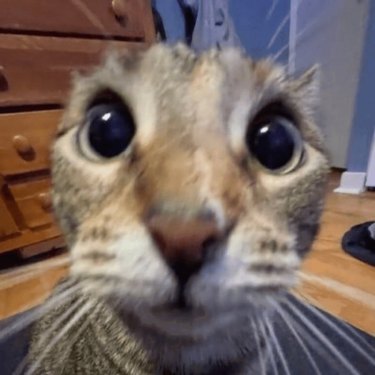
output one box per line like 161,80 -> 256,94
247,117 -> 300,171
87,103 -> 135,158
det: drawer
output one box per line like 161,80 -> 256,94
8,178 -> 54,229
0,35 -> 142,107
0,0 -> 149,40
0,110 -> 62,176
0,194 -> 19,238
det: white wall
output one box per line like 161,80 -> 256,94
290,0 -> 369,168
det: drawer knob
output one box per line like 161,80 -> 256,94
13,135 -> 33,155
38,192 -> 52,211
111,0 -> 128,26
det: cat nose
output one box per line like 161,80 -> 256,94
146,212 -> 221,284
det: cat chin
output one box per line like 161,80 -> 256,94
153,330 -> 256,375
133,304 -> 251,339
81,273 -> 275,372
120,307 -> 257,373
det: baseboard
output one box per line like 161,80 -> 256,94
365,132 -> 375,187
334,171 -> 367,195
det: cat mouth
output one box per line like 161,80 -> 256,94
150,282 -> 209,322
138,301 -> 252,341
151,303 -> 208,321
135,302 -> 216,340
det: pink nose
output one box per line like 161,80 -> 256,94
146,213 -> 221,283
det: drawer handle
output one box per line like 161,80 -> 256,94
38,192 -> 52,211
111,0 -> 128,26
0,66 -> 8,91
13,135 -> 34,156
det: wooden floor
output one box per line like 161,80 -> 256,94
0,172 -> 374,334
300,172 -> 375,334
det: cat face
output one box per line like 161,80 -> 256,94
52,44 -> 328,364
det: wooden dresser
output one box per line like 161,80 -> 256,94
0,0 -> 155,255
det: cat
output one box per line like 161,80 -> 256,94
27,43 -> 330,374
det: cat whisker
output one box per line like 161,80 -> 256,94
272,0 -> 325,63
290,295 -> 375,365
272,43 -> 289,62
264,316 -> 291,375
281,306 -> 356,373
271,300 -> 322,375
294,289 -> 375,355
334,318 -> 375,356
0,255 -> 69,277
266,0 -> 280,21
13,297 -> 85,375
25,300 -> 94,375
287,0 -> 336,70
0,257 -> 70,290
57,311 -> 93,369
250,318 -> 267,375
257,317 -> 279,374
267,4 -> 294,50
272,15 -> 313,61
284,299 -> 361,375
0,282 -> 80,343
299,271 -> 375,310
47,276 -> 77,294
290,288 -> 311,304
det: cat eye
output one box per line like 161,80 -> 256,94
77,103 -> 136,160
246,116 -> 304,173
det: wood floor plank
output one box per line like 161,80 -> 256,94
300,173 -> 375,334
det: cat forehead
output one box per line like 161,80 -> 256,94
69,43 -> 287,105
59,44 -> 290,137
133,44 -> 286,85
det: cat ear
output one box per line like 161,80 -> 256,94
290,64 -> 320,113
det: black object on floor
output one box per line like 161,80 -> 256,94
342,221 -> 375,267
0,296 -> 374,374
